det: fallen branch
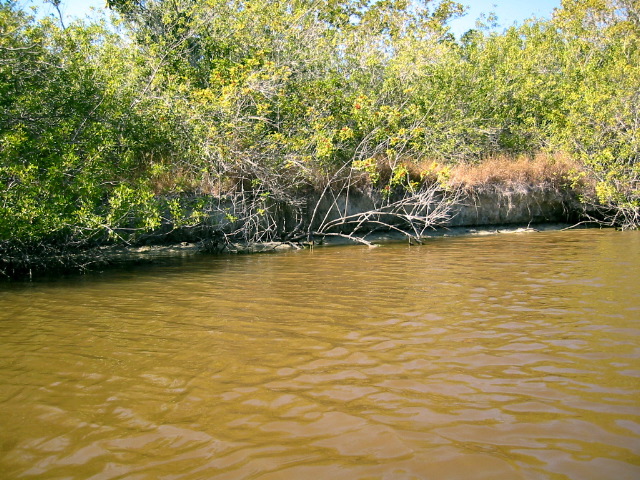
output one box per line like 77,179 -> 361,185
308,166 -> 462,243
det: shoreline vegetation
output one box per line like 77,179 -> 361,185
1,1 -> 639,278
0,222 -> 589,281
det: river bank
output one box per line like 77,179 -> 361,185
0,223 -> 587,281
72,222 -> 588,263
0,183 -> 594,280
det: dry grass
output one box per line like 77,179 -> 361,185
445,153 -> 585,191
150,166 -> 225,196
149,152 -> 589,197
350,152 -> 587,193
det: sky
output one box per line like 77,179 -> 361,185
25,0 -> 563,36
448,0 -> 562,35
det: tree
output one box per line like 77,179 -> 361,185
0,1 -> 197,268
551,0 -> 640,228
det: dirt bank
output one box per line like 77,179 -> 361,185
1,185 -> 590,280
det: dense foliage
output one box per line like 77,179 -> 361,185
1,0 -> 638,267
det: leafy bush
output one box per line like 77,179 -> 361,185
1,0 -> 638,270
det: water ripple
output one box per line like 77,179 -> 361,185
1,230 -> 639,479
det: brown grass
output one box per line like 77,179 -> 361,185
444,153 -> 584,191
149,152 -> 589,197
150,166 -> 225,196
351,152 -> 587,193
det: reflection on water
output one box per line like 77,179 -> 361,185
0,229 -> 639,479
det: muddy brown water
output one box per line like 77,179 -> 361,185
1,229 -> 639,479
